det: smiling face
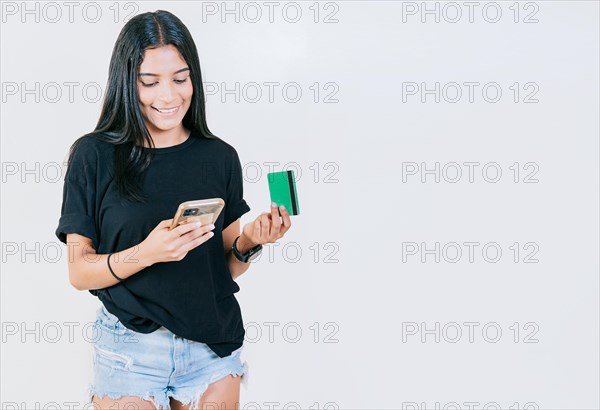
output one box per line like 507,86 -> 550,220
137,44 -> 193,137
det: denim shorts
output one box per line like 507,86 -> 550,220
88,304 -> 249,410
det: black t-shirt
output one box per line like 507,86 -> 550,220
55,131 -> 251,358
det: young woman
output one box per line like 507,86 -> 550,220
55,10 -> 291,410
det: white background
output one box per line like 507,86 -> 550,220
1,1 -> 599,409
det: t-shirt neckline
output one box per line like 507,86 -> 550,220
149,131 -> 197,155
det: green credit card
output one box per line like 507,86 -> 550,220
267,170 -> 300,215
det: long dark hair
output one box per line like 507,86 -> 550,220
65,10 -> 218,203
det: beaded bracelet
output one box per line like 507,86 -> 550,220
107,252 -> 125,282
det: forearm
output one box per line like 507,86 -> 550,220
227,234 -> 256,280
69,243 -> 154,291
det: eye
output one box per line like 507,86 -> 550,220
139,77 -> 188,87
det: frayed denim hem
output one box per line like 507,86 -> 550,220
167,360 -> 249,410
88,383 -> 169,410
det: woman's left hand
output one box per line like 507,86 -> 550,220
241,202 -> 292,246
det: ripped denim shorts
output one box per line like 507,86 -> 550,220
88,304 -> 249,410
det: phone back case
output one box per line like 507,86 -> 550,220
169,198 -> 224,230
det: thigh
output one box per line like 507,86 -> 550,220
168,343 -> 248,409
169,374 -> 241,410
199,373 -> 242,410
89,305 -> 172,410
91,394 -> 158,409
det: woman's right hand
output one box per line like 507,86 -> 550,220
141,219 -> 215,265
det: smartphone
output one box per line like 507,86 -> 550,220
169,198 -> 225,231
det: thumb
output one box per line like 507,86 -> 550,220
158,219 -> 174,228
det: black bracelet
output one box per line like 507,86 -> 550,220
107,252 -> 125,282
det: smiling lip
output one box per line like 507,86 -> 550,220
152,105 -> 180,115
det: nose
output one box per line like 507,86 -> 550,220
156,81 -> 176,104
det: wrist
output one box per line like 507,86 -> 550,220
235,233 -> 259,254
136,242 -> 155,268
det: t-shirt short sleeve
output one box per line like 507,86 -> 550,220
223,147 -> 251,230
55,138 -> 99,248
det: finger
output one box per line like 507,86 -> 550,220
174,221 -> 212,237
176,224 -> 214,251
251,218 -> 261,243
270,203 -> 282,234
260,213 -> 270,242
182,223 -> 215,240
268,214 -> 286,238
160,219 -> 174,228
277,205 -> 292,235
183,229 -> 214,252
279,205 -> 291,226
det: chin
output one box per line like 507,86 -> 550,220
146,117 -> 185,131
153,122 -> 181,130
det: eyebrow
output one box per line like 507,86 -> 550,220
138,67 -> 190,77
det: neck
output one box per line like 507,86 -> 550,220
144,126 -> 190,149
